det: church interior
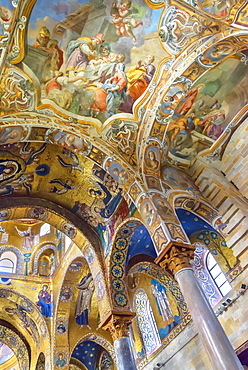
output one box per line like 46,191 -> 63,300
0,0 -> 247,368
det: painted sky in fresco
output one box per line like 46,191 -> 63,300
28,0 -> 162,44
28,0 -> 160,31
0,0 -> 12,6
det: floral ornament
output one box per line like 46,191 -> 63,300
114,293 -> 128,306
115,238 -> 127,250
111,266 -> 123,278
112,279 -> 125,292
16,345 -> 26,359
112,251 -> 125,264
6,335 -> 18,347
120,228 -> 133,238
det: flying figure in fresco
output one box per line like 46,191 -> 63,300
110,0 -> 144,42
50,178 -> 76,194
0,6 -> 12,37
201,0 -> 232,18
57,149 -> 84,174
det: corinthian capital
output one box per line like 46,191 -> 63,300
156,242 -> 195,276
101,312 -> 135,342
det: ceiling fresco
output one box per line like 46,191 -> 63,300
0,0 -> 247,368
0,0 -> 245,286
22,0 -> 164,127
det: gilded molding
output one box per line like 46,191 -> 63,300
158,243 -> 196,276
102,312 -> 136,342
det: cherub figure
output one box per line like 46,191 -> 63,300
111,1 -> 143,42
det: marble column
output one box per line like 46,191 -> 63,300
102,313 -> 137,370
156,243 -> 243,370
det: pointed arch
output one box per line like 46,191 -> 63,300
70,333 -> 116,363
0,321 -> 30,370
33,244 -> 57,276
108,218 -> 156,310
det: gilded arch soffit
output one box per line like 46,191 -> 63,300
0,199 -> 113,321
0,323 -> 30,370
0,289 -> 51,367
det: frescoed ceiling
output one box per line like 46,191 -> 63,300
0,0 -> 247,268
0,1 -> 247,367
0,0 -> 247,345
1,0 -> 248,240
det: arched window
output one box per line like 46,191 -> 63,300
206,252 -> 232,297
134,290 -> 161,357
40,223 -> 51,237
1,233 -> 8,243
0,251 -> 17,274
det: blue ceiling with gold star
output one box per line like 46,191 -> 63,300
125,224 -> 157,268
176,209 -> 216,237
71,340 -> 101,370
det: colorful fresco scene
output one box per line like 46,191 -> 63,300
0,0 -> 247,368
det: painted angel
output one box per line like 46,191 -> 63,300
110,1 -> 145,42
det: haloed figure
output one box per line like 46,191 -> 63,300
75,273 -> 95,328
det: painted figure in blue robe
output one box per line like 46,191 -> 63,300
95,182 -> 122,219
57,320 -> 66,334
75,273 -> 95,327
56,353 -> 66,367
37,284 -> 52,318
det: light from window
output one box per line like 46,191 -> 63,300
65,235 -> 71,251
0,252 -> 17,274
206,253 -> 232,297
1,233 -> 8,243
40,223 -> 51,237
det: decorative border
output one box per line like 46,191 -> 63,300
109,218 -> 142,309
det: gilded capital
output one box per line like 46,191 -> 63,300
156,243 -> 195,276
101,312 -> 135,341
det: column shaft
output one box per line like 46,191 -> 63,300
175,268 -> 243,370
114,337 -> 137,370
